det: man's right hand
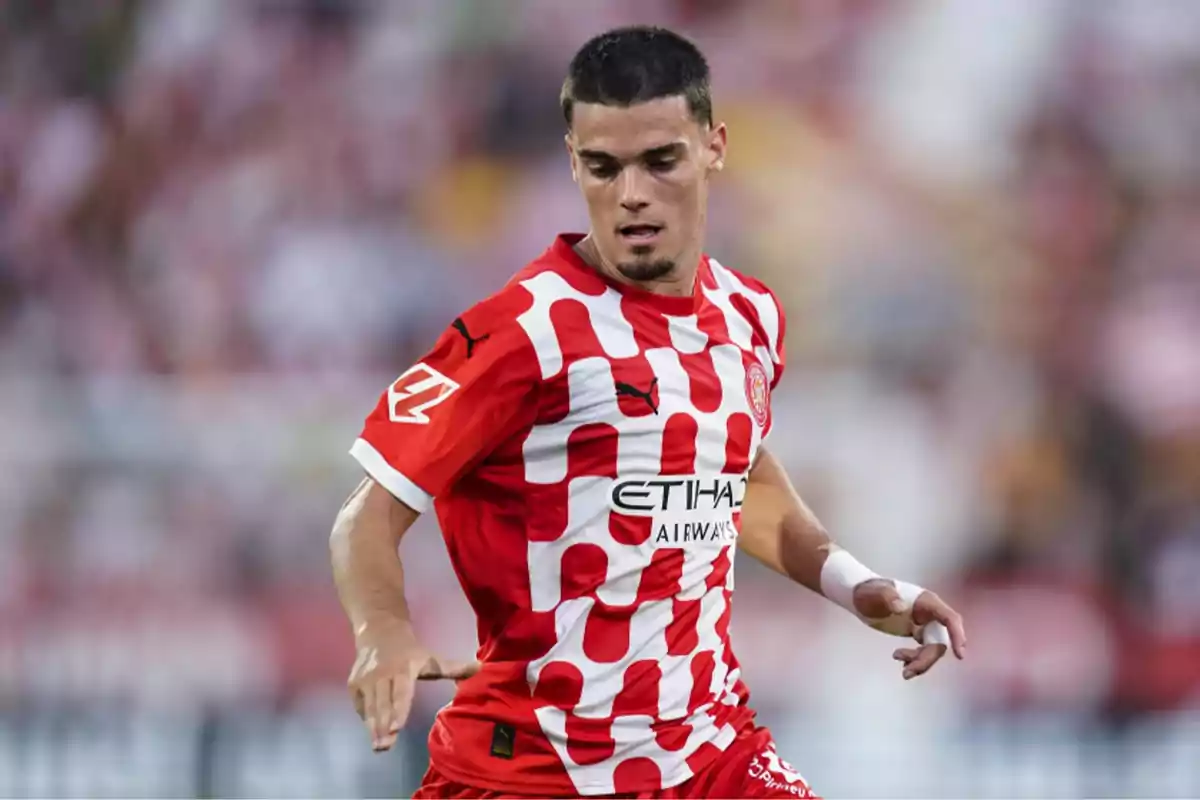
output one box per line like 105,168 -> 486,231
347,622 -> 480,752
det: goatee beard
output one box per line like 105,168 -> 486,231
616,258 -> 675,282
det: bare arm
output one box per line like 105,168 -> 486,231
737,445 -> 967,675
330,477 -> 420,640
333,301 -> 535,750
330,477 -> 476,752
736,446 -> 836,594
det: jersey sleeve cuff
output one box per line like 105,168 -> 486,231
349,438 -> 433,514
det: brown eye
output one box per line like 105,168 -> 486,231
646,159 -> 677,173
587,162 -> 619,179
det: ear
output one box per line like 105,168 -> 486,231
565,133 -> 578,183
707,122 -> 728,174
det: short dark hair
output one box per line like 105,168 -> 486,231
561,26 -> 712,129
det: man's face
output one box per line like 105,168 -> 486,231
566,96 -> 726,282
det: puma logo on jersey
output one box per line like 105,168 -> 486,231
452,317 -> 490,359
387,363 -> 459,424
614,378 -> 659,414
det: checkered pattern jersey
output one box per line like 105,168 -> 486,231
351,233 -> 786,796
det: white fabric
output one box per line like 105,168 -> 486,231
349,437 -> 433,513
819,548 -> 881,614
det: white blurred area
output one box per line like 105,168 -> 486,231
2,0 -> 1199,796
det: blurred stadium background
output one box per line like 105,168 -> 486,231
2,0 -> 1199,796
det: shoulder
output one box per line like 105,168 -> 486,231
423,274 -> 542,383
456,278 -> 535,336
703,255 -> 786,351
446,250 -> 584,377
455,241 -> 577,339
704,255 -> 784,315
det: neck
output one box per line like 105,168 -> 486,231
575,234 -> 699,298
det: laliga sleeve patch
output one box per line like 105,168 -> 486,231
387,363 -> 460,424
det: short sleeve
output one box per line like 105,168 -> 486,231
350,303 -> 539,513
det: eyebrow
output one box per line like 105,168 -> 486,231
577,143 -> 686,162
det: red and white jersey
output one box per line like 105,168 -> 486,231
351,233 -> 786,796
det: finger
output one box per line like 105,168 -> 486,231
892,647 -> 919,664
902,643 -> 947,680
920,621 -> 951,650
417,657 -> 481,681
853,579 -> 906,619
348,654 -> 369,720
360,680 -> 379,746
454,660 -> 483,680
372,678 -> 395,750
391,673 -> 416,735
915,594 -> 967,659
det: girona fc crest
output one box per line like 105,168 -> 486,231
387,363 -> 459,424
745,361 -> 770,428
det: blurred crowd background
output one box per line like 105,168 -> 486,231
2,0 -> 1199,796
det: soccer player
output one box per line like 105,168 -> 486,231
331,25 -> 967,799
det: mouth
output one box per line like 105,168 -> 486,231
617,223 -> 664,244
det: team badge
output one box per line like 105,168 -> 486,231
745,362 -> 770,428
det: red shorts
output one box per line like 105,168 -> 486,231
412,726 -> 820,799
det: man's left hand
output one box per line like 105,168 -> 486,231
852,579 -> 967,680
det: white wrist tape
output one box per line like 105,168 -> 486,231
821,551 -> 946,643
892,580 -> 925,609
819,549 -> 881,614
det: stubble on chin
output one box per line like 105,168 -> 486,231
616,258 -> 676,282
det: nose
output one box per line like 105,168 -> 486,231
618,167 -> 650,212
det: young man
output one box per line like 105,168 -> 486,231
332,26 -> 966,799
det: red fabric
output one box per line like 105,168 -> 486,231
412,726 -> 820,799
354,280 -> 543,502
353,234 -> 788,795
